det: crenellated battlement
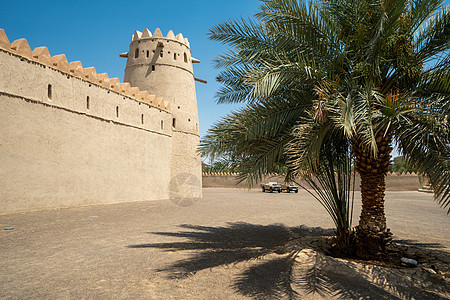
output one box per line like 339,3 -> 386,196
131,28 -> 190,48
122,28 -> 201,77
202,172 -> 420,177
0,29 -> 171,112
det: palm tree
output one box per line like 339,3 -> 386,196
201,0 -> 450,259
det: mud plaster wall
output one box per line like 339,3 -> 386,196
0,50 -> 173,213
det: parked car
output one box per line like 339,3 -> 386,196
281,182 -> 299,193
261,182 -> 282,193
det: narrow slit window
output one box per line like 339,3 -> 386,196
47,84 -> 52,100
146,50 -> 149,58
152,65 -> 155,71
116,106 -> 119,118
174,53 -> 177,60
86,96 -> 90,110
172,118 -> 176,128
141,114 -> 144,124
160,51 -> 163,58
160,120 -> 164,130
135,48 -> 139,58
184,52 -> 187,63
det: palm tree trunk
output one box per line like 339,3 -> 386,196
353,134 -> 393,259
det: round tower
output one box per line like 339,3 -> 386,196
123,28 -> 202,202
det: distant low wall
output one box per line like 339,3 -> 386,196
202,173 -> 423,191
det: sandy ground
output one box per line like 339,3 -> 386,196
0,188 -> 449,299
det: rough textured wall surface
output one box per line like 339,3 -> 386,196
0,50 -> 173,213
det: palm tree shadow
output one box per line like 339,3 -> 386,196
130,223 -> 330,278
393,238 -> 447,249
233,248 -> 448,299
128,222 -> 449,299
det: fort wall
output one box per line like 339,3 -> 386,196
0,30 -> 176,213
202,173 -> 423,191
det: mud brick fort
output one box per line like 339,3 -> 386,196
0,28 -> 203,213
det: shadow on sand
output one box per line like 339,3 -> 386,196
129,222 -> 448,299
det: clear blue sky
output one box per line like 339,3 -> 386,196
1,0 -> 449,142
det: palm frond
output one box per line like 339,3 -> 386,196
409,0 -> 444,34
414,5 -> 450,62
200,97 -> 310,184
395,108 -> 450,212
208,17 -> 268,48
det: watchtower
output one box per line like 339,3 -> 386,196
122,28 -> 202,201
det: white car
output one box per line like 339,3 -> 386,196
261,182 -> 282,193
281,182 -> 299,193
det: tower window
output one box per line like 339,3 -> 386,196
161,120 -> 164,130
184,52 -> 187,63
86,96 -> 90,110
135,48 -> 139,58
160,51 -> 163,58
116,106 -> 119,118
146,50 -> 149,58
141,114 -> 144,124
152,65 -> 155,71
47,84 -> 52,100
174,53 -> 177,60
172,118 -> 176,128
